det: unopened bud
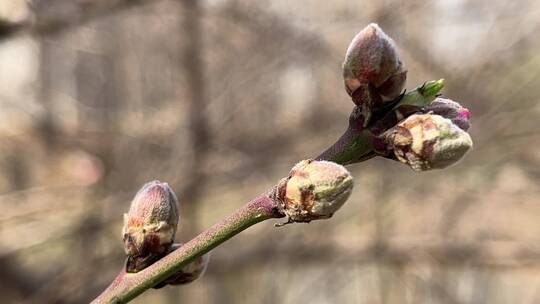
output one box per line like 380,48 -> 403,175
277,160 -> 353,223
425,97 -> 471,131
123,180 -> 180,273
343,23 -> 406,102
393,79 -> 445,110
385,114 -> 473,171
154,244 -> 210,288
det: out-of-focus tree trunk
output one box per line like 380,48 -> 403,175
177,0 -> 210,239
37,39 -> 58,151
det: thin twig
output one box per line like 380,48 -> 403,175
92,191 -> 281,303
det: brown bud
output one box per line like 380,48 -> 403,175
123,180 -> 180,273
385,114 -> 473,171
277,160 -> 353,223
425,97 -> 471,131
154,244 -> 210,288
343,23 -> 406,102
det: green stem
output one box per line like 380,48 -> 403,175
316,128 -> 375,164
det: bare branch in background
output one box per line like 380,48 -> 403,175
0,0 -> 159,40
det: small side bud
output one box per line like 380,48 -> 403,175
424,97 -> 471,131
385,114 -> 473,171
277,160 -> 353,223
154,244 -> 210,288
123,181 -> 180,273
343,23 -> 406,102
418,79 -> 445,98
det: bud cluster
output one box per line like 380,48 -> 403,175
342,24 -> 473,170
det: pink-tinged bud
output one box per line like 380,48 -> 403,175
343,23 -> 406,102
123,180 -> 180,273
154,244 -> 210,288
385,114 -> 473,171
425,97 -> 471,131
277,160 -> 353,223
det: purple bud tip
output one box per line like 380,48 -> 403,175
458,108 -> 471,120
424,97 -> 471,131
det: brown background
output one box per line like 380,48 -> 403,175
0,0 -> 539,303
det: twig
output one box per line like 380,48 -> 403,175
92,191 -> 281,303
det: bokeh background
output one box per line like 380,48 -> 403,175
1,0 -> 539,303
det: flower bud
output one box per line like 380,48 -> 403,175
425,97 -> 471,131
123,180 -> 180,273
343,23 -> 406,102
277,160 -> 353,223
153,244 -> 210,288
385,114 -> 473,171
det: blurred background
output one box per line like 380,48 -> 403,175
0,0 -> 539,303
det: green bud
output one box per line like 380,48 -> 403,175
122,181 -> 180,273
277,160 -> 354,223
385,114 -> 473,171
391,79 -> 445,111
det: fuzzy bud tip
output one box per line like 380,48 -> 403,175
425,97 -> 472,131
343,23 -> 406,101
278,160 -> 354,223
